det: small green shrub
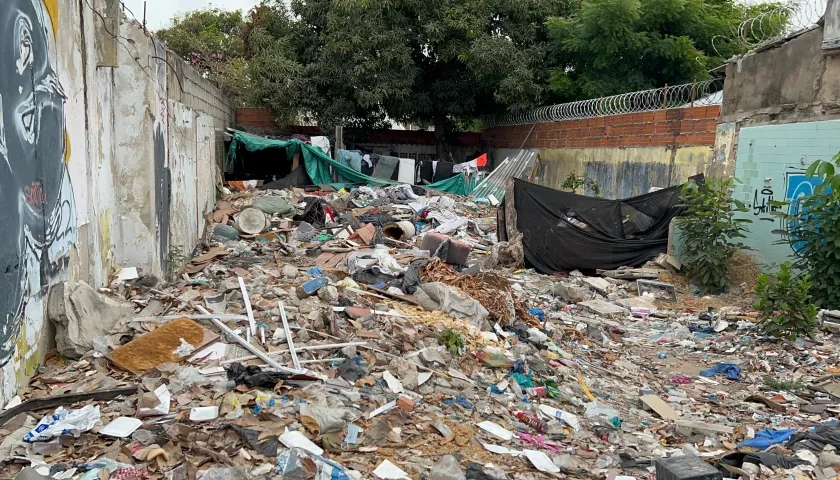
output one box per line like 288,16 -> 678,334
438,328 -> 465,355
677,177 -> 752,293
754,262 -> 818,340
562,172 -> 601,197
763,377 -> 806,392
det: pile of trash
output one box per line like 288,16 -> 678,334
4,182 -> 840,480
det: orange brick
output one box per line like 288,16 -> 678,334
649,134 -> 674,146
694,119 -> 717,133
638,112 -> 656,123
699,133 -> 716,145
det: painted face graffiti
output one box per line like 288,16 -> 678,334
0,0 -> 75,367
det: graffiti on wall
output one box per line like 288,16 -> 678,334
152,39 -> 170,272
746,167 -> 825,251
0,0 -> 76,367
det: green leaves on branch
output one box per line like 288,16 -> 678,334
772,152 -> 840,309
544,0 -> 790,100
677,178 -> 751,294
754,262 -> 818,340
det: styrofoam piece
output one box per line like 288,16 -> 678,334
99,417 -> 143,438
523,449 -> 561,473
477,421 -> 514,441
189,406 -> 219,422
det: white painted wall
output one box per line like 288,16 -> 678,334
0,0 -> 233,404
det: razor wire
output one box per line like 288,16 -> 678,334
717,0 -> 828,54
482,79 -> 724,128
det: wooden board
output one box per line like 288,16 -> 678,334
316,252 -> 337,267
107,318 -> 219,375
639,395 -> 679,420
325,253 -> 347,269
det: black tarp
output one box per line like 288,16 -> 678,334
514,178 -> 684,273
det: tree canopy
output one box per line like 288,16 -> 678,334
156,0 -> 789,149
545,0 -> 787,100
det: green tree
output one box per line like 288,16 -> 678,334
280,0 -> 570,159
156,8 -> 249,104
545,0 -> 788,100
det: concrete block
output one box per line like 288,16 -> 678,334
674,420 -> 734,436
581,277 -> 611,294
48,281 -> 136,359
578,299 -> 626,318
553,282 -> 591,302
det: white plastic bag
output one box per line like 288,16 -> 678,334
23,405 -> 101,442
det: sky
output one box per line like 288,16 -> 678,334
121,0 -> 262,31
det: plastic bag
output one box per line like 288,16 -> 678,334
252,197 -> 295,217
584,401 -> 620,423
24,405 -> 101,442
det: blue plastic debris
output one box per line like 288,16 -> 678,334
296,277 -> 329,298
308,267 -> 323,276
736,428 -> 796,449
699,362 -> 741,380
528,308 -> 545,323
442,396 -> 474,409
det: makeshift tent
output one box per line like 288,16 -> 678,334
227,131 -> 474,195
513,178 -> 684,273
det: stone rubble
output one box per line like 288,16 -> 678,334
1,183 -> 838,480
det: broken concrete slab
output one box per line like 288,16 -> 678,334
674,419 -> 734,436
578,299 -> 627,318
553,282 -> 591,302
48,281 -> 136,358
581,277 -> 611,294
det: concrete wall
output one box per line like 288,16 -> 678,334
485,106 -> 721,199
0,0 -> 233,403
717,21 -> 840,268
731,121 -> 840,267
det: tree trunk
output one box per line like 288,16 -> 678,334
434,114 -> 448,161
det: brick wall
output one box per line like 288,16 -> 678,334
236,108 -> 283,131
486,106 -> 720,149
234,108 -> 482,147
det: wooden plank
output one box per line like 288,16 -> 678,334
325,253 -> 346,269
316,252 -> 336,267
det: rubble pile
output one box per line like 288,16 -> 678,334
4,183 -> 840,480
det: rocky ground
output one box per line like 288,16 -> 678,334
2,184 -> 839,480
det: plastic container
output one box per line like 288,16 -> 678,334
515,411 -> 548,433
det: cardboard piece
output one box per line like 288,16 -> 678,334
640,395 -> 679,420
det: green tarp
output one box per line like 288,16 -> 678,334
227,131 -> 475,195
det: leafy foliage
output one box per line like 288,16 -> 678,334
771,153 -> 840,309
156,0 -> 789,146
439,328 -> 465,355
561,172 -> 601,197
677,178 -> 751,293
754,262 -> 818,340
156,9 -> 250,105
545,0 -> 789,99
763,376 -> 806,392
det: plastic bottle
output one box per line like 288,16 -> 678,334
510,379 -> 524,398
515,411 -> 548,433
